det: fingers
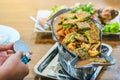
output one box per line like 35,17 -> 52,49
24,65 -> 29,75
16,52 -> 29,75
0,56 -> 8,66
15,51 -> 23,58
0,43 -> 13,51
29,51 -> 33,55
6,43 -> 14,49
7,50 -> 14,54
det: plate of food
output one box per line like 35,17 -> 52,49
98,8 -> 120,35
0,25 -> 20,44
33,10 -> 51,32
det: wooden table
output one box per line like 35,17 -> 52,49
0,0 -> 120,80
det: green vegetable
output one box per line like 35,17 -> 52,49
51,5 -> 59,13
63,32 -> 77,43
103,25 -> 110,32
76,22 -> 90,31
62,20 -> 75,28
62,23 -> 73,28
103,22 -> 119,33
83,16 -> 90,21
69,32 -> 76,42
110,22 -> 119,33
72,15 -> 78,19
84,31 -> 96,43
74,48 -> 89,59
72,3 -> 94,14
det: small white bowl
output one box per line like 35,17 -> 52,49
34,10 -> 52,37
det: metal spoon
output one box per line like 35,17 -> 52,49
13,40 -> 31,64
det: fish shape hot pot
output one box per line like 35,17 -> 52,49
48,8 -> 116,80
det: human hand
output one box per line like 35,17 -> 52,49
0,51 -> 29,80
0,43 -> 13,51
0,43 -> 14,65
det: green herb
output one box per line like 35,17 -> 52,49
72,3 -> 94,14
49,5 -> 66,17
51,5 -> 59,13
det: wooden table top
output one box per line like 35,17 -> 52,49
0,0 -> 120,80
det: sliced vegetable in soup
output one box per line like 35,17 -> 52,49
54,10 -> 104,62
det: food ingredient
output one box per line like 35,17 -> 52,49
98,7 -> 119,24
54,10 -> 101,60
72,3 -> 95,14
103,22 -> 119,33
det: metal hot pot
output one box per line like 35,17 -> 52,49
47,8 -> 116,80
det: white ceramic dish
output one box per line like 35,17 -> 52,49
35,10 -> 52,33
0,33 -> 9,44
103,10 -> 120,35
0,25 -> 20,44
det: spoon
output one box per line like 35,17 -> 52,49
13,40 -> 31,64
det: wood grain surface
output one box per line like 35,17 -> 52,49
0,0 -> 120,80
